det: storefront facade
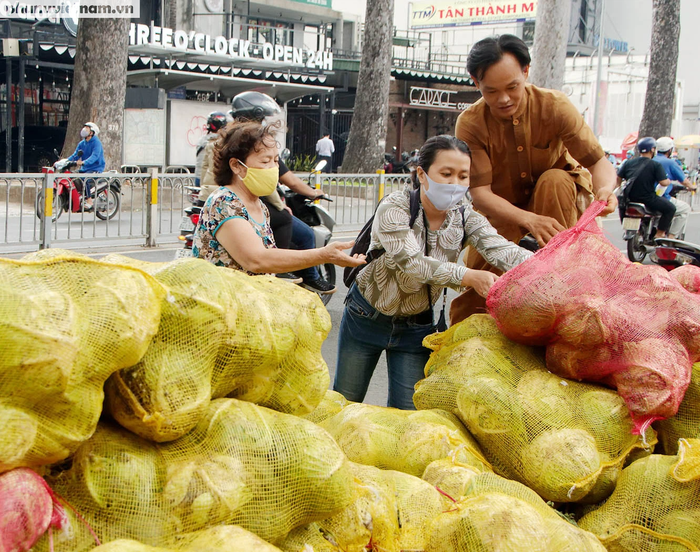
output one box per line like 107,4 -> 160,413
1,0 -> 474,172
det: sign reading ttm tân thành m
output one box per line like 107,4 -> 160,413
129,23 -> 333,71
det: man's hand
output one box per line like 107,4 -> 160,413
307,188 -> 325,199
595,188 -> 618,216
461,270 -> 499,298
523,212 -> 566,247
589,156 -> 619,216
76,160 -> 84,167
320,240 -> 366,267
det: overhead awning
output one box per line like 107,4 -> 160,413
39,43 -> 76,58
392,67 -> 473,85
127,68 -> 333,103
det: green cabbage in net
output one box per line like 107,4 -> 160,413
520,428 -> 602,502
0,256 -> 164,472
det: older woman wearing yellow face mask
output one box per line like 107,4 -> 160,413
193,120 -> 365,275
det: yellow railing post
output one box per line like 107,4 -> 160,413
376,169 -> 386,203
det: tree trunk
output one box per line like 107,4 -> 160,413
61,18 -> 130,171
638,0 -> 680,139
340,0 -> 394,173
529,0 -> 572,90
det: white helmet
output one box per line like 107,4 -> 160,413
85,122 -> 100,136
656,136 -> 674,153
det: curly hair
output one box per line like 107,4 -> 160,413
212,120 -> 280,188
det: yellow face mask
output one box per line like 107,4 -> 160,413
238,161 -> 279,196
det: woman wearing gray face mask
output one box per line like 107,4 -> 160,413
333,135 -> 533,410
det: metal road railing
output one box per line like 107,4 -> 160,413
675,189 -> 700,210
3,168 -> 699,253
0,170 -> 195,252
298,171 -> 413,229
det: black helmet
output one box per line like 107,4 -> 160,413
230,91 -> 281,122
206,111 -> 227,133
637,136 -> 656,154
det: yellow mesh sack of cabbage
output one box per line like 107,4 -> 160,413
414,314 -> 657,503
425,472 -> 606,551
0,254 -> 164,473
579,438 -> 700,551
99,256 -> 331,442
34,398 -> 354,551
301,389 -> 351,425
89,526 -> 282,551
422,457 -> 483,501
318,403 -> 492,478
655,362 -> 700,454
280,462 -> 450,552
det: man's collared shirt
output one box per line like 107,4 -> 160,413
456,84 -> 604,208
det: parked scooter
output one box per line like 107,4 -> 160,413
618,182 -> 686,263
280,160 -> 336,305
35,152 -> 121,222
383,148 -> 411,174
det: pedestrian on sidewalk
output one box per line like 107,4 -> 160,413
315,132 -> 335,173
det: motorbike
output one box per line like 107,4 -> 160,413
650,238 -> 700,270
281,160 -> 336,305
35,152 -> 121,222
176,185 -> 204,259
618,182 -> 686,263
383,148 -> 411,174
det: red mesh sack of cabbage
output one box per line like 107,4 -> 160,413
0,468 -> 69,552
670,264 -> 700,294
486,201 -> 700,435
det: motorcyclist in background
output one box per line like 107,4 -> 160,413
617,137 -> 674,239
195,111 -> 227,187
654,136 -> 696,239
67,122 -> 105,211
201,91 -> 336,294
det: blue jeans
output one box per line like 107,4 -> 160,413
76,174 -> 95,198
333,284 -> 434,410
291,215 -> 319,281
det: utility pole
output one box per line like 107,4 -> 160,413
592,0 -> 606,138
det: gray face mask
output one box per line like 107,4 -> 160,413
80,128 -> 90,138
423,173 -> 468,211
